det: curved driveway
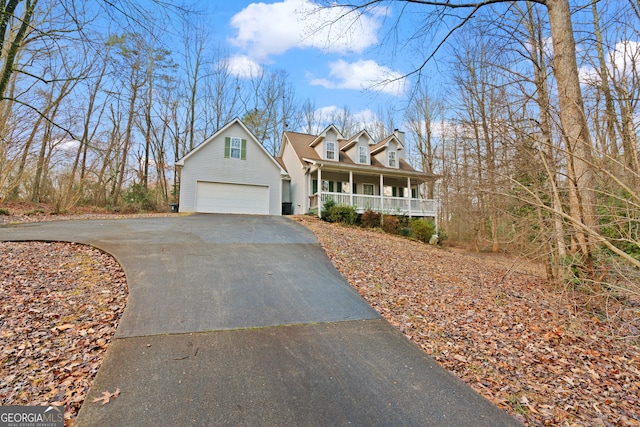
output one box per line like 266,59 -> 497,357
1,214 -> 519,426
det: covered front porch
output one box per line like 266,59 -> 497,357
307,166 -> 437,219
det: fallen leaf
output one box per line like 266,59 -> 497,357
92,388 -> 121,405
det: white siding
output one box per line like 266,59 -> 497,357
345,135 -> 371,165
179,121 -> 282,215
281,139 -> 308,215
373,140 -> 400,168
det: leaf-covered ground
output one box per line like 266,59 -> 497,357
297,216 -> 640,427
1,207 -> 639,426
0,241 -> 127,426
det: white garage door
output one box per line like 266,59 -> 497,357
195,182 -> 269,215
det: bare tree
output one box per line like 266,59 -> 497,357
242,69 -> 296,155
405,80 -> 442,199
300,98 -> 320,135
106,33 -> 149,205
320,0 -> 599,273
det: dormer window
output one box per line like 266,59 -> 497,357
326,141 -> 336,160
358,146 -> 368,164
388,150 -> 397,167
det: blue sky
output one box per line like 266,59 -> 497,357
203,0 -> 413,125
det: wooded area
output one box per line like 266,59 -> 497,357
0,0 -> 638,292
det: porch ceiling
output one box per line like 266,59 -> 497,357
304,158 -> 435,182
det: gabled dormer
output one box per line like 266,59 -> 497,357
341,130 -> 374,165
371,130 -> 405,169
309,125 -> 343,161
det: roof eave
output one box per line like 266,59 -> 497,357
302,158 -> 436,180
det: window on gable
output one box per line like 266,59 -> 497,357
358,146 -> 368,164
388,150 -> 397,167
230,137 -> 242,159
326,141 -> 336,160
225,137 -> 246,160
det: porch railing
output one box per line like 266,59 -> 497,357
309,192 -> 437,217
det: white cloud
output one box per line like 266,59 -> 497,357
315,105 -> 341,119
56,138 -> 80,151
225,55 -> 263,78
579,40 -> 640,86
309,59 -> 406,96
229,0 -> 383,60
313,106 -> 382,134
609,40 -> 640,78
352,109 -> 378,126
579,65 -> 600,85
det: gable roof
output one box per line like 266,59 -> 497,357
176,118 -> 287,175
283,129 -> 435,180
340,129 -> 374,151
308,124 -> 344,148
370,134 -> 404,155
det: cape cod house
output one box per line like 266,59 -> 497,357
176,119 -> 438,220
278,125 -> 438,219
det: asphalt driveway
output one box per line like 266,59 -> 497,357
1,214 -> 520,426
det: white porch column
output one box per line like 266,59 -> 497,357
435,200 -> 439,235
317,167 -> 322,218
379,174 -> 384,213
349,170 -> 353,207
407,177 -> 412,218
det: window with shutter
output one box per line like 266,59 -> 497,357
225,137 -> 246,160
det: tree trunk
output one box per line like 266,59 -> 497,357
526,2 -> 567,266
590,0 -> 620,162
0,0 -> 37,100
112,80 -> 139,206
546,0 -> 598,274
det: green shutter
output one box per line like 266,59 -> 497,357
312,179 -> 318,194
328,181 -> 334,192
352,183 -> 357,194
241,139 -> 247,160
337,182 -> 342,193
392,187 -> 397,197
224,137 -> 231,158
412,188 -> 417,198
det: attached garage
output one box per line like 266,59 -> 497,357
195,182 -> 269,215
176,118 -> 289,215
